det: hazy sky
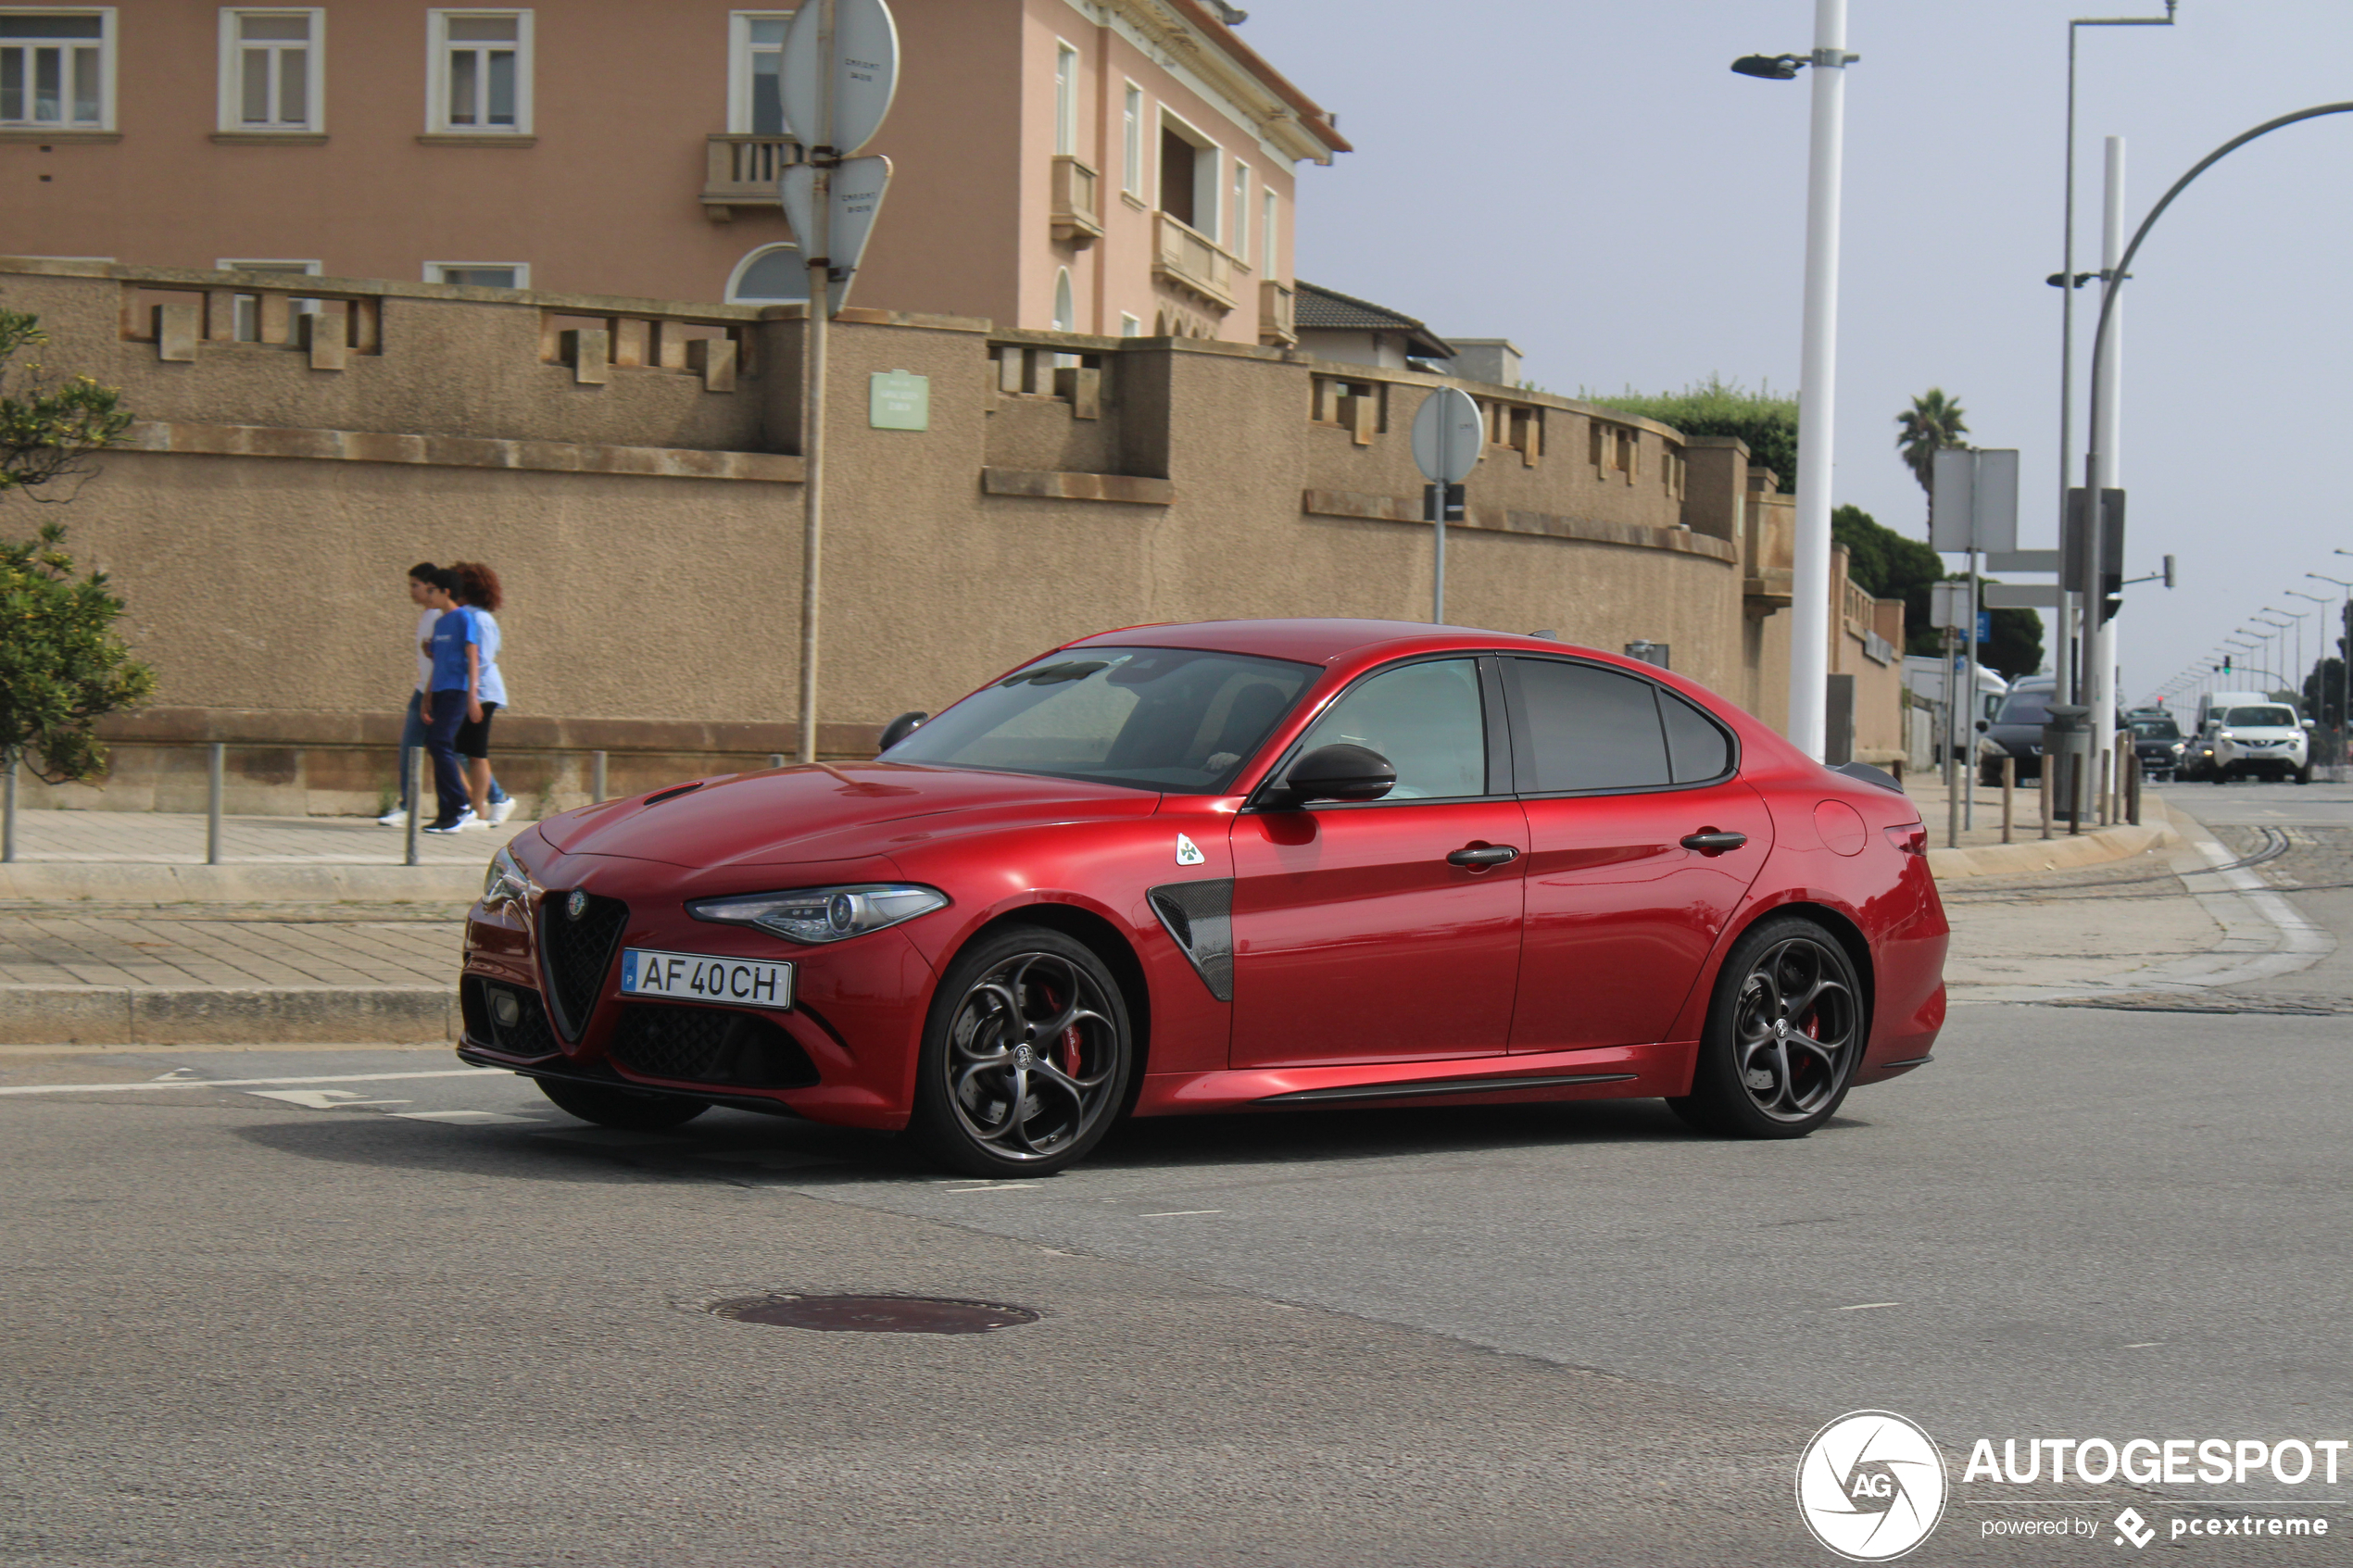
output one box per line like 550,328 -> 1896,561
1241,1 -> 2353,704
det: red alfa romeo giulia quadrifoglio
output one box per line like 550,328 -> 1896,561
457,620 -> 1946,1175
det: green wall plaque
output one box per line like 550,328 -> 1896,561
869,369 -> 930,431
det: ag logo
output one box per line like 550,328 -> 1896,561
1795,1410 -> 1947,1562
565,889 -> 589,922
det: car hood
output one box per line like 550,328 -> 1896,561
535,762 -> 1162,869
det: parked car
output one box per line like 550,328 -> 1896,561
458,621 -> 1949,1174
1976,677 -> 2058,785
2127,714 -> 2186,781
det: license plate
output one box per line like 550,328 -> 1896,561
619,948 -> 794,1010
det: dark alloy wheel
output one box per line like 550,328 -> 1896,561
1669,916 -> 1865,1139
535,1075 -> 711,1130
907,925 -> 1133,1177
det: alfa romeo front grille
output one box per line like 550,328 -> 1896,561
539,892 -> 629,1039
606,1003 -> 819,1090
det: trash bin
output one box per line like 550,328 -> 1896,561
2043,703 -> 2092,833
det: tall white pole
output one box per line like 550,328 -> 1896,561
2088,136 -> 2124,788
795,0 -> 837,766
1787,0 -> 1849,760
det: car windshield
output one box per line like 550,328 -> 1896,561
2224,706 -> 2296,728
1996,692 -> 2051,725
882,646 -> 1320,792
2131,718 -> 2180,740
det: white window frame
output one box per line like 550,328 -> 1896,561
726,10 -> 790,136
1051,39 -> 1077,157
724,242 -> 806,303
1229,160 -> 1250,269
216,8 -> 322,134
1119,311 -> 1141,338
425,9 -> 533,135
1119,81 -> 1140,194
1261,188 -> 1277,276
1157,107 -> 1220,245
425,261 -> 530,290
0,6 -> 118,132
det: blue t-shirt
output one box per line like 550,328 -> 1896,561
427,608 -> 471,693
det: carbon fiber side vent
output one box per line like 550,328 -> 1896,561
1147,879 -> 1235,1003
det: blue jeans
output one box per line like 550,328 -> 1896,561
399,689 -> 504,809
422,692 -> 472,824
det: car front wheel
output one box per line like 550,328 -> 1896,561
1668,916 -> 1865,1140
906,925 -> 1134,1177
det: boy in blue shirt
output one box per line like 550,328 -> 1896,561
419,570 -> 484,833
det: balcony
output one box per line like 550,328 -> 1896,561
1258,279 -> 1296,347
1050,155 -> 1102,248
1151,213 -> 1238,315
700,134 -> 806,220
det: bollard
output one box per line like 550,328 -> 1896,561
2095,750 -> 2111,828
1,747 -> 17,864
206,742 -> 225,865
2039,762 -> 2053,841
2127,749 -> 2142,825
2001,756 -> 2015,845
404,747 -> 424,867
592,750 -> 609,803
768,753 -> 786,771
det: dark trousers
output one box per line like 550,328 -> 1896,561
423,693 -> 471,824
399,689 -> 504,810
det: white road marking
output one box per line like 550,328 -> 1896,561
0,1068 -> 504,1097
394,1110 -> 550,1125
1141,1210 -> 1223,1218
2121,1341 -> 2164,1348
945,1183 -> 1040,1193
245,1089 -> 413,1110
1833,1301 -> 1901,1311
150,1067 -> 201,1081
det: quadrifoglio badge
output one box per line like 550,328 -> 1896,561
1797,1411 -> 2347,1558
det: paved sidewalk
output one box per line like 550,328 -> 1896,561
6,809 -> 526,864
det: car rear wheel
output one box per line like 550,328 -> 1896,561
1668,916 -> 1864,1140
535,1075 -> 711,1130
906,925 -> 1134,1177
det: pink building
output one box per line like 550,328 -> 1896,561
1,0 -> 1346,336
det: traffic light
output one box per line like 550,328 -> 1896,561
2222,656 -> 2233,674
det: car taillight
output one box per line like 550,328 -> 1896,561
1886,824 -> 1928,857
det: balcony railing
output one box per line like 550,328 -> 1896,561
1151,212 -> 1238,314
700,134 -> 806,220
1258,279 -> 1296,346
1050,155 -> 1102,247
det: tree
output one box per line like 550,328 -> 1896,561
1,311 -> 152,784
1832,504 -> 2042,680
1894,388 -> 1969,503
1585,375 -> 1798,485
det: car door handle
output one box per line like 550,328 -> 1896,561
1445,844 -> 1521,867
1680,830 -> 1748,855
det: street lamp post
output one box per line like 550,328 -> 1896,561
2307,571 -> 2352,758
1731,0 -> 1858,760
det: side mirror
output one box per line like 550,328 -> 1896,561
1974,719 -> 1989,732
1273,743 -> 1395,806
2303,719 -> 2317,730
877,710 -> 929,752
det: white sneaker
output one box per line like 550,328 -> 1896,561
377,807 -> 409,827
490,797 -> 518,824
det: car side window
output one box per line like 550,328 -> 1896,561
1510,658 -> 1674,793
1658,688 -> 1732,783
1292,658 -> 1487,799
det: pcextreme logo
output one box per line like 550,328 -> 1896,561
1796,1411 -> 1950,1562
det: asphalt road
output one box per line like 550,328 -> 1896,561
5,781 -> 2347,1566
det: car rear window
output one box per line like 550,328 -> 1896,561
1996,693 -> 2051,725
2223,706 -> 2296,728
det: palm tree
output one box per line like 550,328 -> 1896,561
1894,388 -> 1969,502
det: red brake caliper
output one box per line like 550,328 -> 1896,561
1062,1024 -> 1083,1080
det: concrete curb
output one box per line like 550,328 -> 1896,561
0,984 -> 457,1046
1926,797 -> 2177,881
0,863 -> 484,903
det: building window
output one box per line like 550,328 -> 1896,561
428,9 -> 531,134
1119,312 -> 1140,337
1229,162 -> 1250,265
1157,110 -> 1219,241
427,261 -> 527,289
1,9 -> 113,130
1120,82 -> 1140,194
220,9 -> 321,132
217,257 -> 321,339
1051,268 -> 1075,333
1261,189 -> 1277,275
1052,40 -> 1076,156
729,11 -> 788,135
726,243 -> 806,302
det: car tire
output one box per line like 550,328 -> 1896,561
905,924 -> 1135,1178
2296,763 -> 2313,785
1667,915 -> 1866,1140
535,1075 -> 711,1130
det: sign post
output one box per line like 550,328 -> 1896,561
1410,386 -> 1481,623
1932,446 -> 2019,831
779,0 -> 900,764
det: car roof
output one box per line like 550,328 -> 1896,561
1070,618 -> 1602,666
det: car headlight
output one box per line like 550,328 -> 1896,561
2170,742 -> 2185,755
687,884 -> 950,945
483,845 -> 535,912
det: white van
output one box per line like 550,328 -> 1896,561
2192,690 -> 2311,784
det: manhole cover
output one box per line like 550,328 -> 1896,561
708,1293 -> 1039,1335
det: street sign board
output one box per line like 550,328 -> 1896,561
870,369 -> 928,430
1931,447 -> 2020,554
1410,386 -> 1482,485
780,0 -> 900,155
1983,583 -> 2060,608
1986,549 -> 2058,574
778,155 -> 892,314
1929,579 -> 1974,630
